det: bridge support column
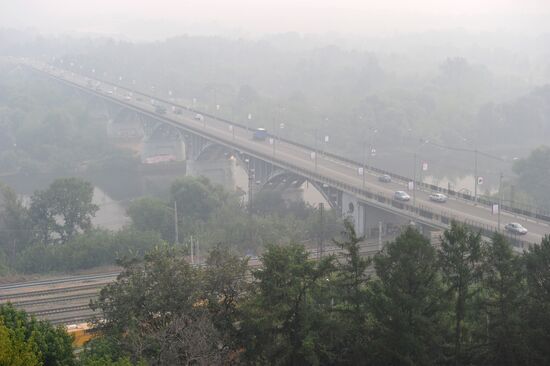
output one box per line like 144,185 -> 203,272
341,192 -> 365,237
186,158 -> 236,190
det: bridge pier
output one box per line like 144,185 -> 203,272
186,157 -> 236,189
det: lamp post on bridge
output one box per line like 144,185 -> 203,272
362,127 -> 378,190
413,139 -> 429,208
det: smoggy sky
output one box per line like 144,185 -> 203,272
2,0 -> 549,39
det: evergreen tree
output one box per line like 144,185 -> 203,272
523,235 -> 550,365
368,227 -> 447,365
240,243 -> 335,365
474,233 -> 529,366
438,222 -> 482,364
331,219 -> 371,364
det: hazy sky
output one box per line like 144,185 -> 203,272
2,0 -> 549,40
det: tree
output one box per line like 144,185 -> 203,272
91,246 -> 229,365
0,303 -> 75,366
240,243 -> 335,365
29,177 -> 99,244
474,233 -> 529,366
368,227 -> 447,365
330,219 -> 371,364
170,176 -> 230,224
438,222 -> 482,364
249,189 -> 287,216
0,319 -> 40,366
513,146 -> 550,210
523,235 -> 550,365
127,197 -> 175,242
202,245 -> 249,352
0,183 -> 32,260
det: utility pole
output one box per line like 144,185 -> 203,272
174,201 -> 179,244
498,172 -> 503,231
362,141 -> 366,189
378,221 -> 382,250
190,235 -> 194,264
318,203 -> 324,259
413,152 -> 417,207
314,129 -> 318,171
196,238 -> 200,265
474,149 -> 478,203
248,166 -> 254,213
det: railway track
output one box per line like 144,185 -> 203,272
1,239 -> 389,325
0,272 -> 119,291
5,292 -> 99,307
0,283 -> 106,301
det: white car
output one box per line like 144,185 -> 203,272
429,193 -> 447,203
194,113 -> 204,121
504,222 -> 528,235
394,191 -> 411,201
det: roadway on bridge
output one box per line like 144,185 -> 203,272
24,59 -> 549,246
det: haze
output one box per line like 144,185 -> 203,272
3,0 -> 550,40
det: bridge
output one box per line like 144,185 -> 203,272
18,58 -> 549,248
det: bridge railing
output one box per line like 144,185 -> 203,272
260,150 -> 535,250
34,61 -> 550,227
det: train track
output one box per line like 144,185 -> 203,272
49,314 -> 97,326
0,283 -> 107,301
1,239 -> 389,325
29,304 -> 91,317
5,292 -> 99,307
0,272 -> 119,291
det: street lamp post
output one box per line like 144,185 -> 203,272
413,139 -> 429,208
498,172 -> 503,231
413,152 -> 417,207
474,149 -> 478,203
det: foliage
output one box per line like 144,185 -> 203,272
437,221 -> 482,363
79,222 -> 550,366
513,146 -> 550,211
368,227 -> 447,365
127,197 -> 175,243
0,183 -> 33,261
170,176 -> 232,224
202,245 -> 249,351
240,243 -> 335,365
89,245 -> 237,365
15,228 -> 164,274
329,219 -> 371,364
29,177 -> 99,245
473,233 -> 529,366
0,303 -> 75,366
523,235 -> 550,365
0,319 -> 40,366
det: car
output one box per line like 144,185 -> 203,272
194,113 -> 204,121
174,108 -> 183,115
429,193 -> 447,203
504,222 -> 528,235
252,128 -> 268,141
394,191 -> 411,201
124,95 -> 132,101
378,174 -> 392,183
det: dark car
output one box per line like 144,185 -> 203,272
378,174 -> 391,183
